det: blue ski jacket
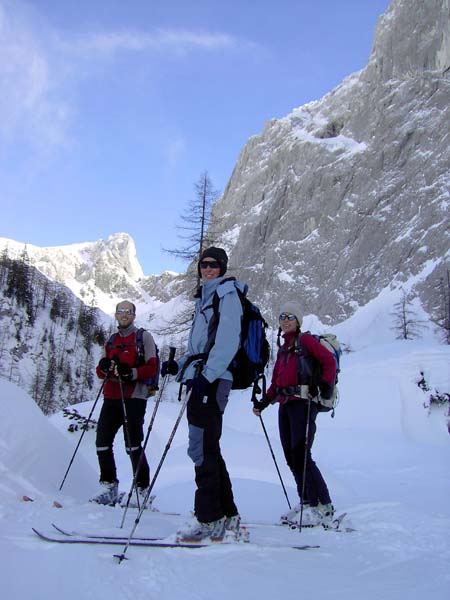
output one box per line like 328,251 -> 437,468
177,276 -> 244,384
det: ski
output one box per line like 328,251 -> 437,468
51,523 -> 162,542
246,512 -> 356,533
285,511 -> 352,531
32,528 -> 319,551
323,512 -> 356,532
33,528 -> 208,548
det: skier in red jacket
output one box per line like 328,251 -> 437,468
253,300 -> 336,527
90,300 -> 157,507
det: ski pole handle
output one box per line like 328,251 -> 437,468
168,346 -> 176,361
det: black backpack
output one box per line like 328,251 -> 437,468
208,278 -> 270,390
106,328 -> 160,396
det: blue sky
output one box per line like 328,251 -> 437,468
1,0 -> 391,275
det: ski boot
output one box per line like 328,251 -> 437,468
89,481 -> 119,506
176,516 -> 226,543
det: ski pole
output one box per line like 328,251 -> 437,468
252,377 -> 291,511
258,413 -> 292,511
59,378 -> 105,491
114,382 -> 192,563
119,347 -> 176,527
299,397 -> 312,532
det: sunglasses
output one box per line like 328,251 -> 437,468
199,260 -> 221,269
116,308 -> 134,315
279,313 -> 297,321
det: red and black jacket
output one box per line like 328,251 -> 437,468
266,331 -> 336,405
96,326 -> 157,400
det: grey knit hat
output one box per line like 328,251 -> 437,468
279,301 -> 303,326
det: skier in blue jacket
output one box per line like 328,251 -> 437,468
161,247 -> 244,542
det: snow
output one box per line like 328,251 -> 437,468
277,271 -> 295,283
1,306 -> 450,599
282,107 -> 367,156
222,224 -> 242,247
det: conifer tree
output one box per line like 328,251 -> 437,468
391,290 -> 425,340
165,171 -> 220,287
439,269 -> 450,344
159,171 -> 220,335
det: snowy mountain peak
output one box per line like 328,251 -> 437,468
96,232 -> 144,281
0,232 -> 145,311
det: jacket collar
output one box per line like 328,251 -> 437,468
199,276 -> 225,303
117,324 -> 137,338
282,331 -> 299,349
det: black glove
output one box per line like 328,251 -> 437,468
98,357 -> 113,374
161,360 -> 179,377
253,398 -> 270,413
188,374 -> 210,404
319,381 -> 333,400
116,363 -> 133,382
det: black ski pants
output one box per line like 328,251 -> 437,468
95,397 -> 150,489
278,399 -> 331,507
186,379 -> 238,523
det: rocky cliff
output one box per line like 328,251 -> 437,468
211,0 -> 450,323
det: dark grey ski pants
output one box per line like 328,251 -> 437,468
278,399 -> 332,507
95,397 -> 150,488
186,379 -> 238,523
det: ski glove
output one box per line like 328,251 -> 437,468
188,374 -> 210,405
319,381 -> 333,400
161,360 -> 179,377
116,363 -> 133,382
98,357 -> 113,374
253,398 -> 270,413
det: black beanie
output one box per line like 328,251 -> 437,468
198,247 -> 228,277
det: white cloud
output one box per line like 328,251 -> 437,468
0,0 -> 259,155
0,1 -> 70,150
62,28 -> 254,60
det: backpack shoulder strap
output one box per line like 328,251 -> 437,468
106,332 -> 117,349
294,333 -> 308,354
294,332 -> 319,384
135,327 -> 144,346
210,276 -> 239,315
135,328 -> 146,365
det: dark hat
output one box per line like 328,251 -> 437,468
198,246 -> 228,277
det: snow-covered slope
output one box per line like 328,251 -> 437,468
1,306 -> 449,599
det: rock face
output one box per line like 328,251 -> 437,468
140,271 -> 187,303
210,0 -> 450,323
